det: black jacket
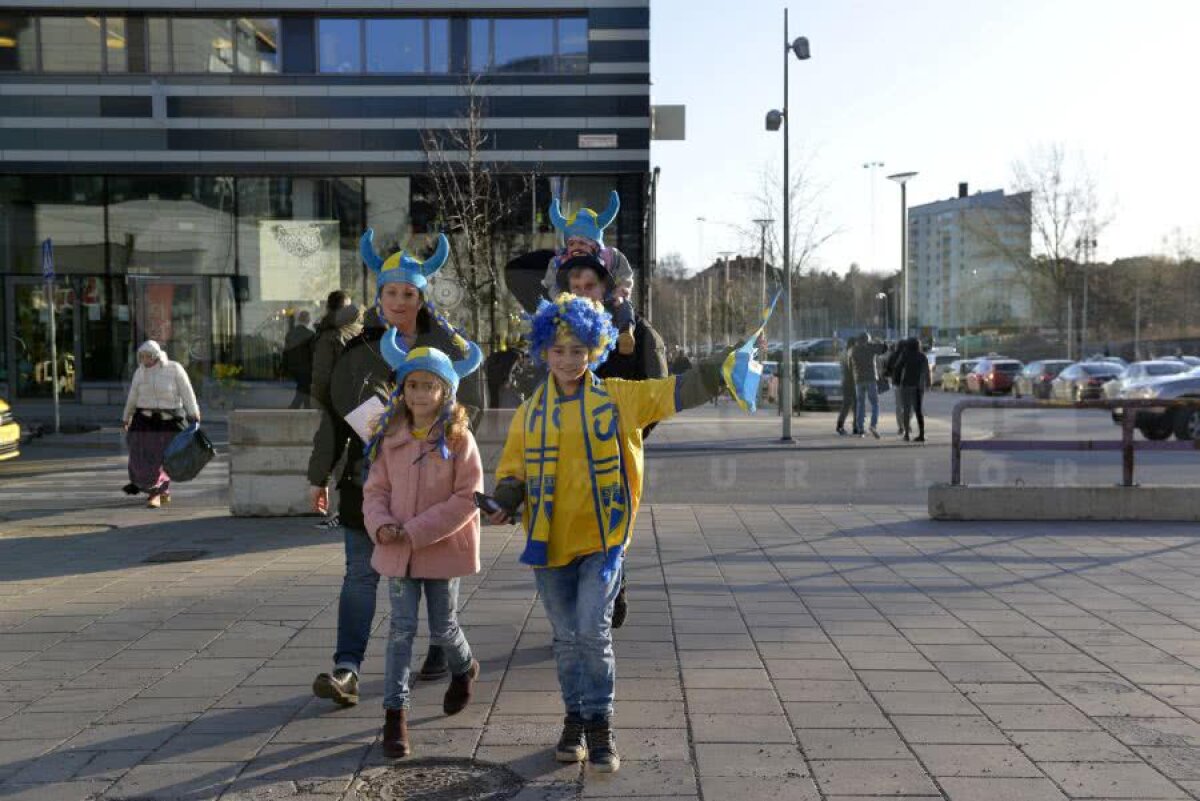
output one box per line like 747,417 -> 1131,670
595,317 -> 668,382
896,346 -> 930,388
306,309 -> 475,530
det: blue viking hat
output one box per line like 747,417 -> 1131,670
548,190 -> 620,247
379,327 -> 483,397
360,229 -> 450,293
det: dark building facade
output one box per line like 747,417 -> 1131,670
0,2 -> 650,405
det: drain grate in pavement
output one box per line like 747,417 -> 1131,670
357,759 -> 525,801
142,549 -> 208,563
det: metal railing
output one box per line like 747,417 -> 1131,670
951,398 -> 1200,487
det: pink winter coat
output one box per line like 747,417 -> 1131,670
362,421 -> 483,579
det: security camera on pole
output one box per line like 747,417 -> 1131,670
764,9 -> 810,442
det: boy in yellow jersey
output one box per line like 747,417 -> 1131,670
485,293 -> 726,773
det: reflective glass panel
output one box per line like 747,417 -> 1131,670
236,18 -> 278,73
429,18 -> 449,74
0,14 -> 38,72
493,18 -> 553,73
468,18 -> 489,72
0,176 -> 106,275
107,176 -> 237,277
105,16 -> 128,72
558,17 -> 587,73
318,18 -> 361,73
365,18 -> 423,73
147,17 -> 169,72
171,18 -> 233,73
41,15 -> 103,72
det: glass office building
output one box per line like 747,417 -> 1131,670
0,4 -> 650,404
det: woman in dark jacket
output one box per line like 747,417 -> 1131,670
307,232 -> 482,707
310,290 -> 363,412
896,338 -> 930,442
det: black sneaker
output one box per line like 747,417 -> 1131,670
555,716 -> 588,763
312,668 -> 359,706
836,428 -> 848,436
416,645 -> 449,682
870,427 -> 880,439
585,719 -> 620,772
612,576 -> 628,630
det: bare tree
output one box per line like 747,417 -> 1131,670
751,156 -> 839,280
422,77 -> 531,349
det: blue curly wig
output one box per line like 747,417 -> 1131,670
528,293 -> 617,370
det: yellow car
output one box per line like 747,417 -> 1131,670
0,397 -> 20,461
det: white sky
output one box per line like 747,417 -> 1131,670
650,0 -> 1200,275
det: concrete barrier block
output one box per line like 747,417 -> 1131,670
929,484 -> 1200,521
231,474 -> 315,517
229,410 -> 320,446
230,446 -> 315,474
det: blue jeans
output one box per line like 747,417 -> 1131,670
534,551 -> 623,722
855,381 -> 880,432
384,578 -> 473,710
333,526 -> 380,674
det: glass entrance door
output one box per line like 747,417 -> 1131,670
127,277 -> 212,384
5,277 -> 79,399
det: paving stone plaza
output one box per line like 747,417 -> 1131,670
5,493 -> 1200,800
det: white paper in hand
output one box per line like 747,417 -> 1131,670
344,396 -> 386,442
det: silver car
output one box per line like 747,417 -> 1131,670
1121,366 -> 1200,440
797,362 -> 844,410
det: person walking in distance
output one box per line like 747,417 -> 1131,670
849,334 -> 887,438
836,334 -> 860,436
896,338 -> 929,442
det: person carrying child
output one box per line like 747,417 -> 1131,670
484,293 -> 730,773
361,329 -> 486,759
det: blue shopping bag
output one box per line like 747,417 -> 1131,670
163,423 -> 215,482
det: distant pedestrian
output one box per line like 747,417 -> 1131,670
849,335 -> 887,438
896,338 -> 929,442
121,340 -> 200,508
283,310 -> 316,409
836,334 -> 860,435
884,341 -> 904,435
362,334 -> 484,758
310,291 -> 363,412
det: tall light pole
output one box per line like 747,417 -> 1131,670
753,217 -> 774,310
765,9 -> 810,442
695,216 -> 707,275
876,291 -> 889,337
863,161 -> 884,271
887,171 -> 918,337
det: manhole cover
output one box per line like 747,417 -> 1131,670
142,549 -> 208,563
357,759 -> 525,801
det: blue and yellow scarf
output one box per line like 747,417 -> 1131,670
519,373 -> 632,581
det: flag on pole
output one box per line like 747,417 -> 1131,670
721,288 -> 782,413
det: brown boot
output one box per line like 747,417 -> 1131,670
381,709 -> 410,758
443,659 -> 479,716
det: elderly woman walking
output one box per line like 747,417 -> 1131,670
122,340 -> 201,508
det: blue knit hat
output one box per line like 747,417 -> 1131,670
548,191 -> 620,247
360,230 -> 450,293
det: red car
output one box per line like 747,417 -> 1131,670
966,358 -> 1024,395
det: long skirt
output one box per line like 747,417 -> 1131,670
127,412 -> 184,495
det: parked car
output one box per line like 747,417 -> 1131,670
1014,360 -> 1072,399
1122,367 -> 1200,440
966,358 -> 1023,395
1050,362 -> 1124,402
796,362 -> 844,410
1102,360 -> 1189,401
926,351 -> 961,387
0,397 -> 19,461
941,360 -> 979,393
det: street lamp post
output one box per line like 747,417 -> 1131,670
887,171 -> 918,337
863,161 -> 884,271
876,291 -> 889,338
765,9 -> 810,443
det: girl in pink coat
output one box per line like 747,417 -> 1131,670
362,329 -> 484,759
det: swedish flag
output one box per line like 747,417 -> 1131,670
721,289 -> 782,413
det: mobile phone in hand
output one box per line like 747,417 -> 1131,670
474,491 -> 513,522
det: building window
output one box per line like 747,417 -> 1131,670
171,18 -> 233,73
318,17 -> 361,73
235,18 -> 278,74
0,14 -> 38,72
365,18 -> 423,73
105,17 -> 129,72
558,17 -> 588,74
39,16 -> 104,73
469,16 -> 585,74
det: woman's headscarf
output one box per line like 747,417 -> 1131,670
137,340 -> 168,367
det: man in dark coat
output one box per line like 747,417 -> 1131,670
836,335 -> 860,435
895,338 -> 930,442
283,310 -> 316,409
